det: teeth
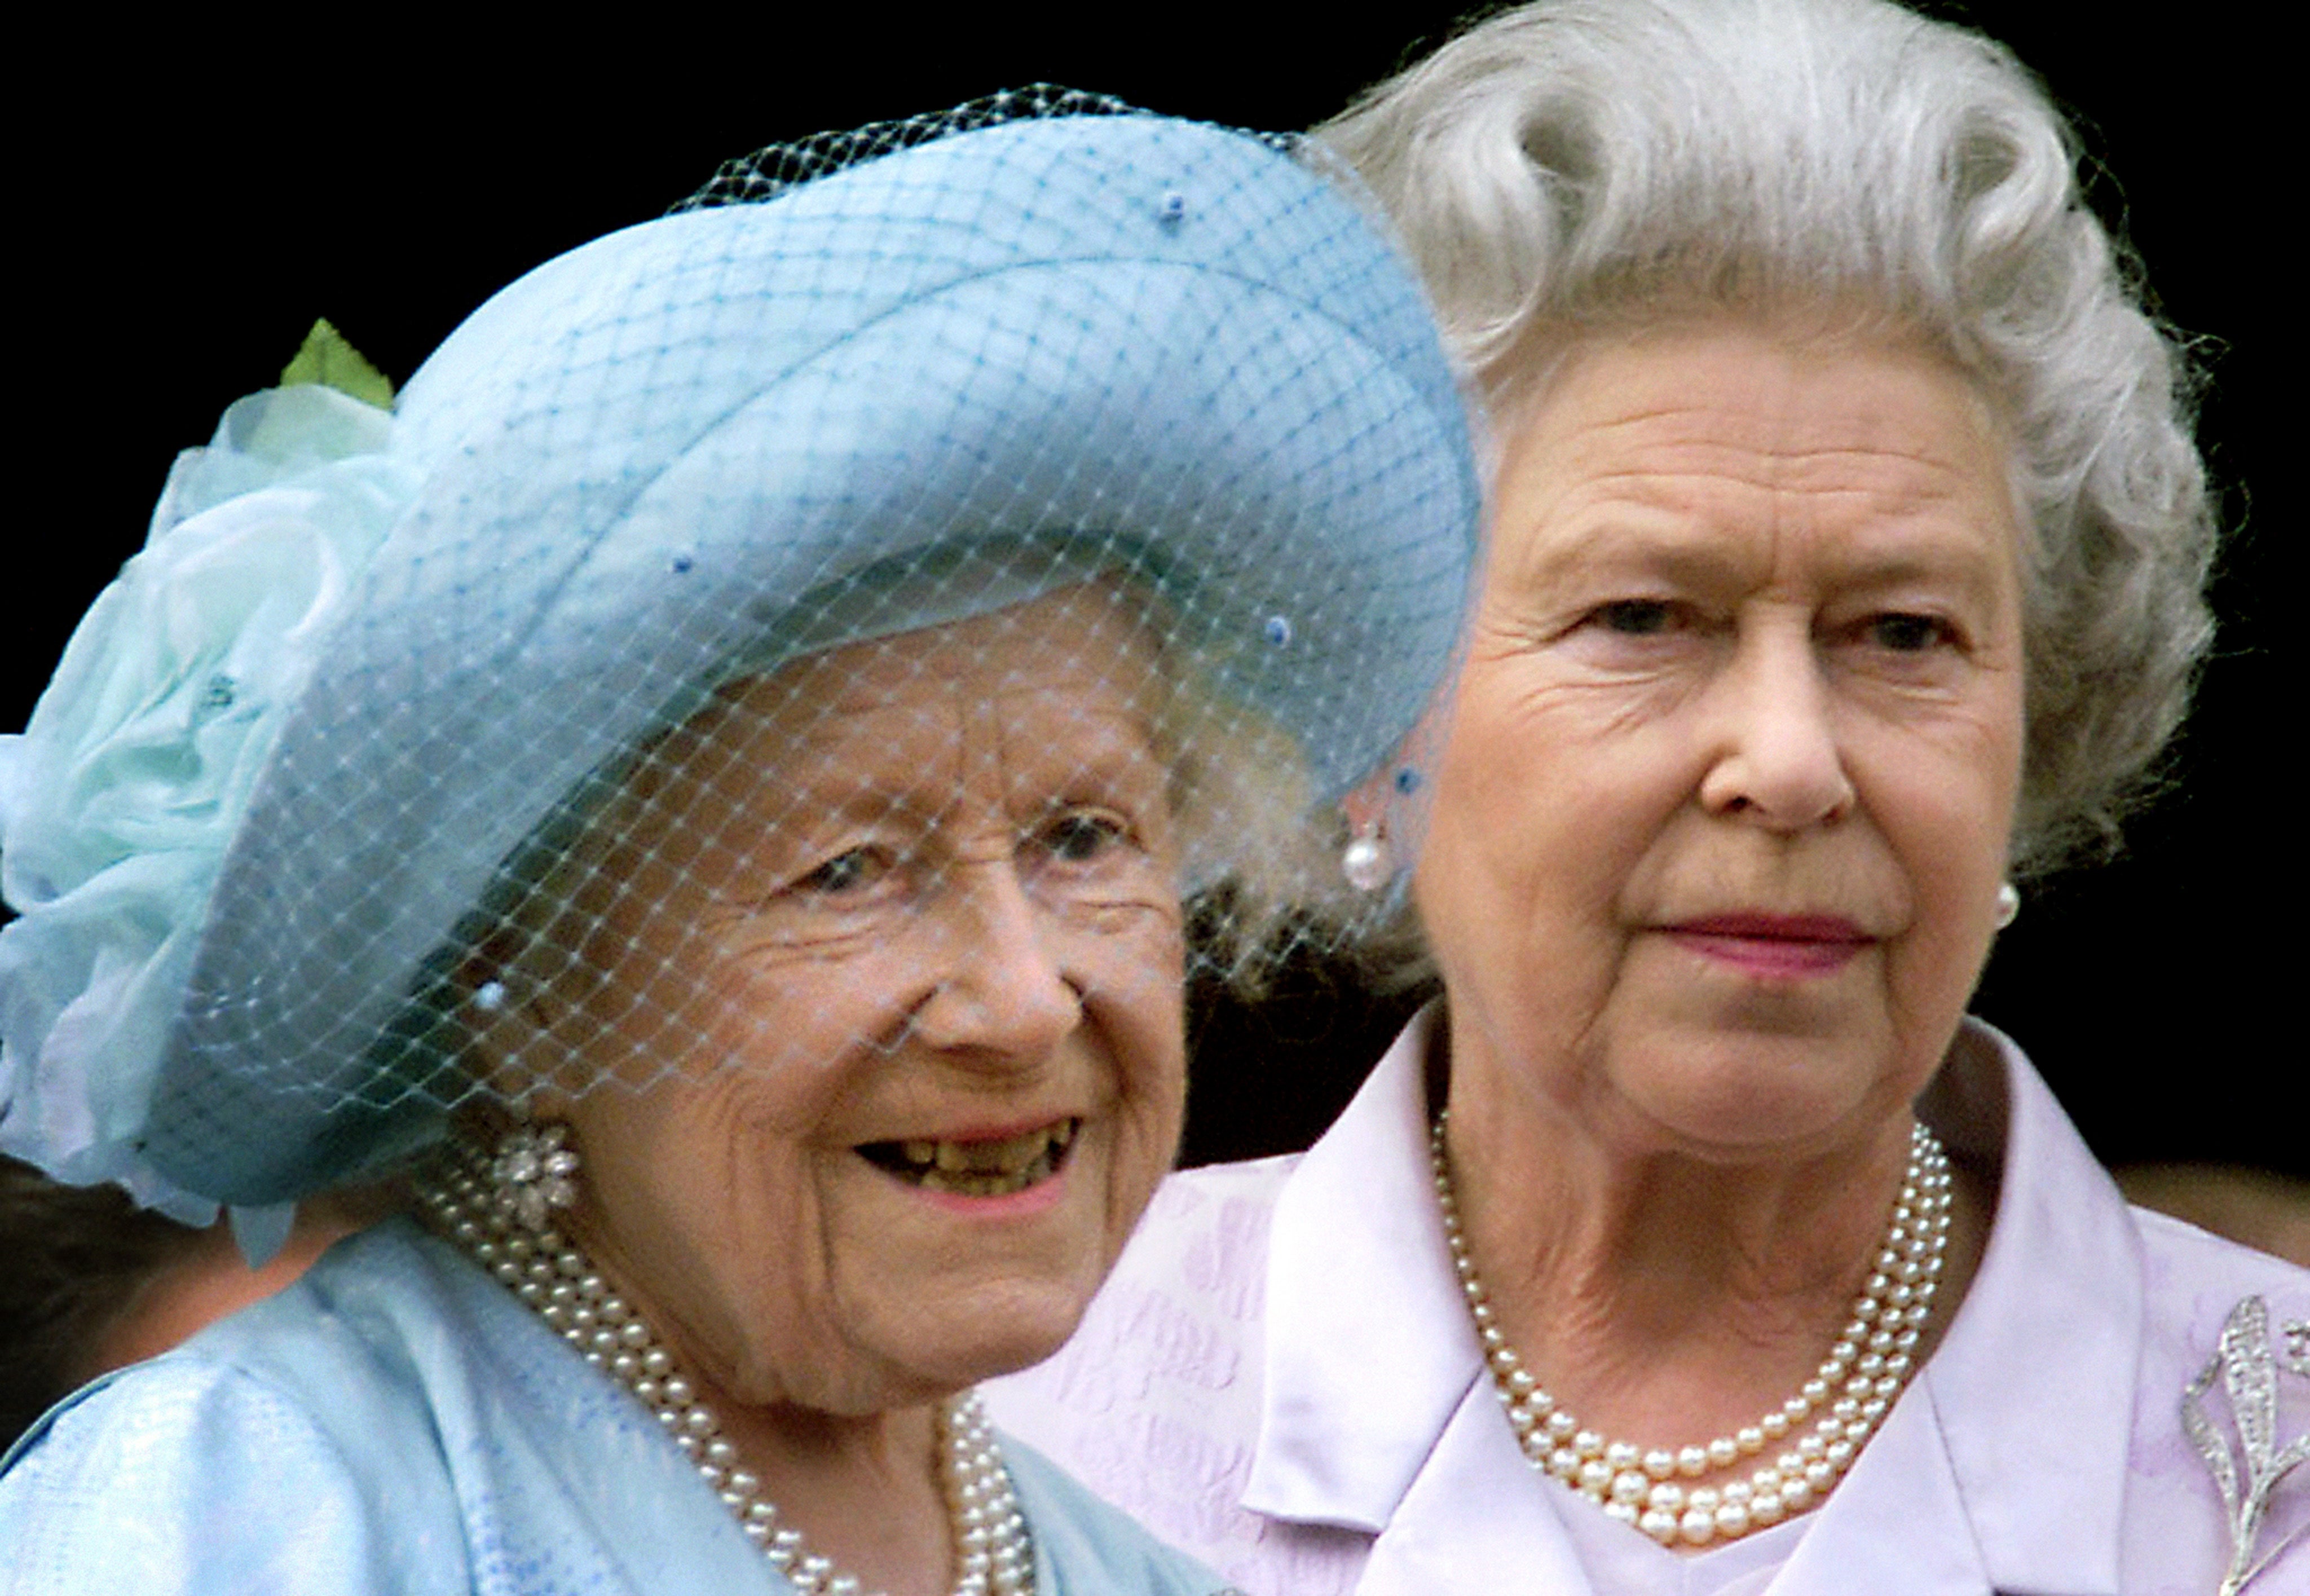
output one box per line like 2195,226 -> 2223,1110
868,1121 -> 1076,1194
917,1147 -> 1054,1197
972,1128 -> 1059,1173
934,1126 -> 1057,1175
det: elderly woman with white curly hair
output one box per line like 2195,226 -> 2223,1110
986,5 -> 2309,1593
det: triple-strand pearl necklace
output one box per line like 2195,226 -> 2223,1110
1430,1112 -> 1953,1548
419,1150 -> 1037,1596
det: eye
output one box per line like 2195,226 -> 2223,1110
792,846 -> 891,897
1863,612 -> 1958,652
1592,598 -> 1679,636
1033,809 -> 1130,864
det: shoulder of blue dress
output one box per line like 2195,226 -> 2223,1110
1,1216 -> 536,1480
1,1365 -> 138,1476
0,1222 -> 435,1476
999,1427 -> 1242,1595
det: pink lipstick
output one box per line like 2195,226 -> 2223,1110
1664,913 -> 1872,978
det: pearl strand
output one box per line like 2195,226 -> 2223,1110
1431,1114 -> 1952,1548
418,1155 -> 1036,1596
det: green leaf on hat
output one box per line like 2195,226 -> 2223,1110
280,318 -> 394,410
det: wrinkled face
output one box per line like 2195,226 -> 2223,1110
518,588 -> 1187,1413
1418,322 -> 2026,1158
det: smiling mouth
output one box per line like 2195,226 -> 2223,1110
856,1119 -> 1079,1197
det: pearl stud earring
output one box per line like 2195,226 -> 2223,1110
1342,822 -> 1394,893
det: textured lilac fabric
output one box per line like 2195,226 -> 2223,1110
987,1013 -> 2309,1595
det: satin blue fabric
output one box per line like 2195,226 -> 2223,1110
1,1219 -> 1227,1595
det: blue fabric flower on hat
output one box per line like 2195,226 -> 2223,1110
0,383 -> 418,1220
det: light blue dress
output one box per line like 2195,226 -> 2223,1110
0,1219 -> 1230,1595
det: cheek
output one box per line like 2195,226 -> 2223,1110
1100,927 -> 1189,1112
582,1078 -> 821,1229
566,1082 -> 829,1354
1072,916 -> 1188,1202
1855,686 -> 2020,872
580,863 -> 942,1078
1424,672 -> 1692,946
685,932 -> 933,1084
1105,1049 -> 1185,1233
1849,717 -> 2019,1042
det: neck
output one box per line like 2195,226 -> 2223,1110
714,1398 -> 954,1596
1440,1038 -> 1990,1457
418,1152 -> 996,1596
569,1229 -> 960,1596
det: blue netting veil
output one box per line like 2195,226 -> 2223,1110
0,91 -> 1480,1216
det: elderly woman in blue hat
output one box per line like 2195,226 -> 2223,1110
0,99 -> 1477,1594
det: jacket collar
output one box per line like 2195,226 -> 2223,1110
1917,1020 -> 2141,1595
1243,1007 -> 1478,1527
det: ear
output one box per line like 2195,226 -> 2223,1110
448,930 -> 581,1113
1339,766 -> 1395,840
1342,691 -> 1456,840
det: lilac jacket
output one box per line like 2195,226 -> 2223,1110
988,1014 -> 2308,1594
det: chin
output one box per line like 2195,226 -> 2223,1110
1611,1037 -> 1890,1155
960,1273 -> 1109,1371
851,1270 -> 1109,1407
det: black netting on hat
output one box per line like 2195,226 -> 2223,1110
1,95 -> 1479,1211
671,85 -> 1294,214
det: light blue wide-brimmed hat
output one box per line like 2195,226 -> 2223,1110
0,100 -> 1480,1214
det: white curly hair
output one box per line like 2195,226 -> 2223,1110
1320,0 -> 2216,871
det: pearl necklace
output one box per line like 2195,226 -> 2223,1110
419,1150 -> 1037,1596
1430,1112 -> 1952,1548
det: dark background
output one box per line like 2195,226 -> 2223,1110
9,8 -> 2295,1175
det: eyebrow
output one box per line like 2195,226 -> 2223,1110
994,707 -> 1171,792
1509,493 -> 2014,603
760,700 -> 1165,803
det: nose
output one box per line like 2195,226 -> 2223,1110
1696,623 -> 1855,830
907,858 -> 1083,1062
